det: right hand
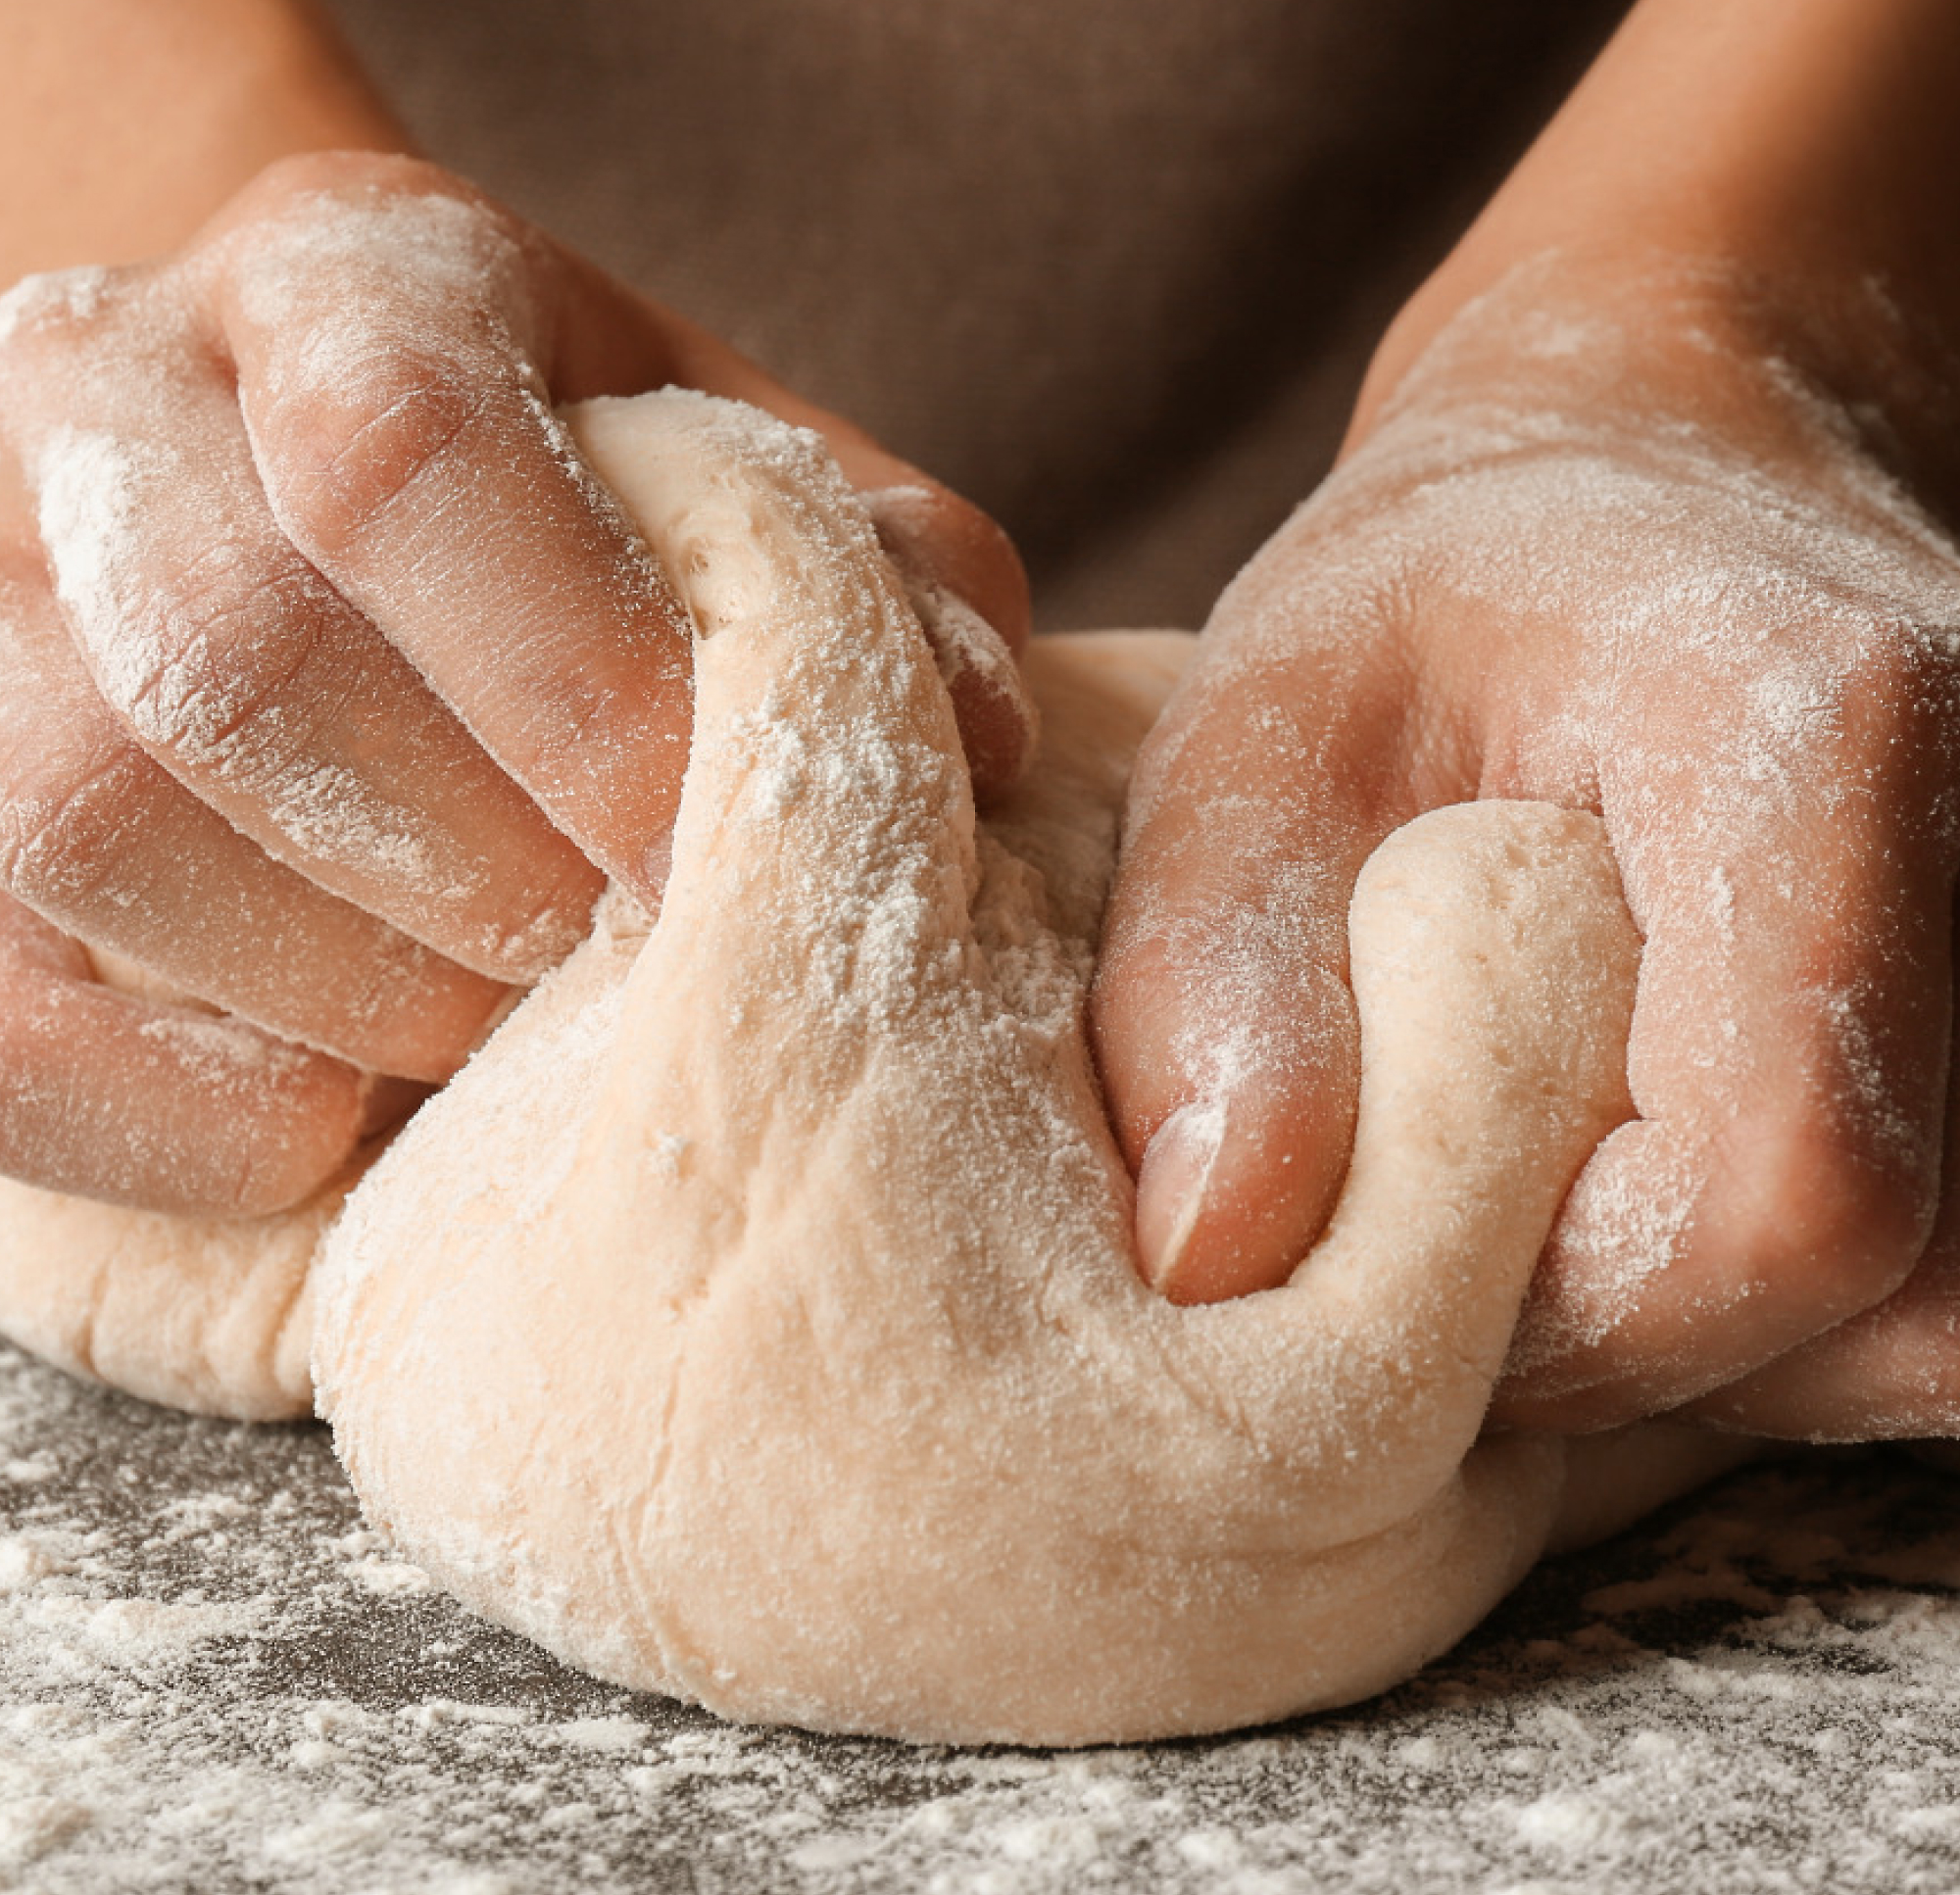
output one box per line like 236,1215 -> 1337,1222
1089,250 -> 1960,1438
0,151 -> 1031,1216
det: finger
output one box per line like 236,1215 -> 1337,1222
0,551 -> 507,1080
651,300 -> 1035,662
1678,975 -> 1960,1442
215,165 -> 1026,906
213,173 -> 697,903
1496,705 -> 1953,1430
29,368 -> 605,982
594,303 -> 1040,797
1089,575 -> 1457,1305
0,893 -> 371,1216
863,484 -> 1037,797
1677,1242 -> 1960,1441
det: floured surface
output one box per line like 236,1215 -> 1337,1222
8,1339 -> 1960,1894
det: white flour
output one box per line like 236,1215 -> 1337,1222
9,1300 -> 1960,1890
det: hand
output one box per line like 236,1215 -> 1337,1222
1091,252 -> 1960,1434
0,151 -> 1030,1214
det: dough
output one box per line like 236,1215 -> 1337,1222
313,393 -> 1739,1745
0,390 -> 1744,1744
0,1173 -> 327,1420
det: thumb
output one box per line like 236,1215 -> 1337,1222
1089,629 -> 1422,1304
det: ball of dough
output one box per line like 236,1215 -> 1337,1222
313,392 -> 1684,1745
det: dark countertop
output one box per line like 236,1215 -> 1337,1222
5,1337 -> 1960,1894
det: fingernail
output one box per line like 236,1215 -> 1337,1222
1136,1100 -> 1226,1294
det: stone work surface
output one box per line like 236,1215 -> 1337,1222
4,1338 -> 1959,1894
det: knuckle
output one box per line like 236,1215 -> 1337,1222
0,265 -> 122,368
1841,625 -> 1954,722
1712,1099 -> 1935,1318
132,547 -> 323,766
0,744 -> 155,915
233,149 -> 470,222
52,520 -> 328,783
263,347 -> 505,560
220,159 -> 530,347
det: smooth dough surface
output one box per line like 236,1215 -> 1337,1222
0,391 -> 1746,1743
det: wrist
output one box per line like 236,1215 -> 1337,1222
1350,246 -> 1960,532
1351,0 -> 1960,500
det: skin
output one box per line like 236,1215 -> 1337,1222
1091,0 -> 1960,1434
5,0 -> 1958,1437
0,0 -> 1030,1216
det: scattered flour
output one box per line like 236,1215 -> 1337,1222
5,1342 -> 1960,1892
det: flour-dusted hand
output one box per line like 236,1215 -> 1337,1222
0,152 -> 1030,1214
1096,0 -> 1960,1435
1092,253 -> 1960,1432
